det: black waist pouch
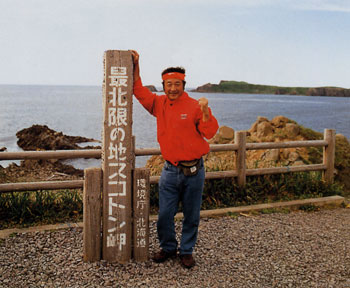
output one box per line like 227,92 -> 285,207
178,159 -> 201,176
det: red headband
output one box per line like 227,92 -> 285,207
162,72 -> 186,81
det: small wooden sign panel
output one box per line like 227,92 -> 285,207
133,168 -> 150,262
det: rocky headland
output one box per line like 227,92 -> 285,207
194,80 -> 350,97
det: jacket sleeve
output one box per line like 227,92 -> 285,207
196,107 -> 219,140
133,78 -> 158,117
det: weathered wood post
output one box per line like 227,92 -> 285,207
235,131 -> 246,187
83,167 -> 102,262
323,129 -> 335,183
102,50 -> 134,263
133,168 -> 150,262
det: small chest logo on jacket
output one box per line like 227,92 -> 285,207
180,114 -> 188,120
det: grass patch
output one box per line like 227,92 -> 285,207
298,204 -> 319,212
0,171 -> 344,229
0,189 -> 83,229
150,171 -> 343,213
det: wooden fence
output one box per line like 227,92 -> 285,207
0,130 -> 336,262
0,128 -> 335,194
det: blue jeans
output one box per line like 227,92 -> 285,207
157,158 -> 205,255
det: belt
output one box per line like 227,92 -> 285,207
178,159 -> 200,167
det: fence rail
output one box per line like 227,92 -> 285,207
0,129 -> 335,193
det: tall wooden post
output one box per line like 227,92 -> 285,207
102,50 -> 134,263
323,129 -> 335,184
235,131 -> 246,187
133,168 -> 150,262
83,167 -> 102,262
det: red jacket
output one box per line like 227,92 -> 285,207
133,79 -> 219,166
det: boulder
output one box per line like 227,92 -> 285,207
288,151 -> 300,162
249,121 -> 258,133
271,116 -> 290,128
293,160 -> 305,166
336,134 -> 348,143
263,149 -> 280,161
257,116 -> 269,123
285,123 -> 300,138
282,149 -> 290,159
257,121 -> 274,137
218,126 -> 234,141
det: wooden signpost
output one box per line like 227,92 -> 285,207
102,50 -> 134,263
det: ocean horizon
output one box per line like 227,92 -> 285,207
1,84 -> 349,168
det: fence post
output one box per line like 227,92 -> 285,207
235,131 -> 246,187
133,168 -> 150,262
83,167 -> 102,262
323,129 -> 335,183
102,50 -> 134,263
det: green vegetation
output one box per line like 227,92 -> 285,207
150,171 -> 343,213
0,189 -> 82,229
0,171 -> 344,229
298,124 -> 350,195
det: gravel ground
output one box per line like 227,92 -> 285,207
1,208 -> 349,288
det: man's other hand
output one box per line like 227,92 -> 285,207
198,97 -> 210,122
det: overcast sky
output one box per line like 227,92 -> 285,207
1,0 -> 349,88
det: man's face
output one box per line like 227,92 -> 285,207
163,78 -> 184,101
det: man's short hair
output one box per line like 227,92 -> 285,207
162,67 -> 186,89
161,67 -> 186,76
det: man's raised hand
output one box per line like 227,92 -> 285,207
198,97 -> 210,122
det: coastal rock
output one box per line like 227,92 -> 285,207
285,123 -> 300,138
336,134 -> 348,143
0,125 -> 100,181
288,151 -> 300,162
307,87 -> 350,97
293,160 -> 305,166
195,83 -> 218,93
263,149 -> 280,162
271,116 -> 290,128
257,121 -> 274,137
218,126 -> 234,141
16,125 -> 99,151
208,126 -> 235,144
249,122 -> 258,133
257,116 -> 269,123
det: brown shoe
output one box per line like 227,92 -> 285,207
152,249 -> 177,263
180,254 -> 195,269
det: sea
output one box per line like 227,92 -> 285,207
0,84 -> 349,168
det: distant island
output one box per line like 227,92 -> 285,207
194,80 -> 350,97
145,85 -> 158,92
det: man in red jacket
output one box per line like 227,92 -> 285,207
131,50 -> 218,268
